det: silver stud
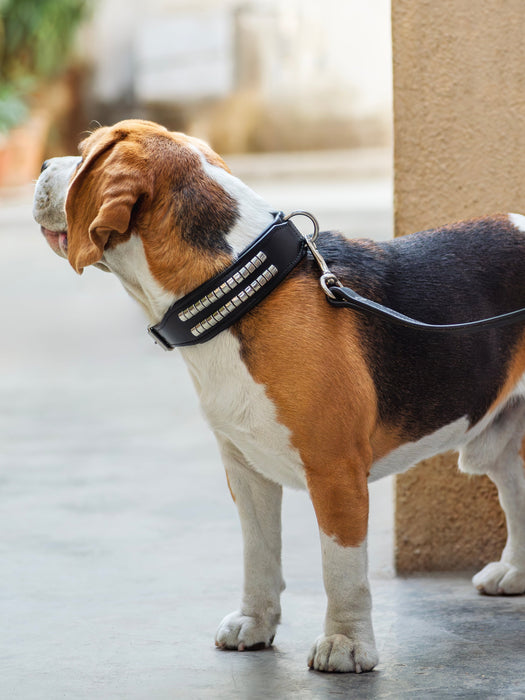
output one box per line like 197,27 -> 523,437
240,266 -> 250,279
225,301 -> 236,313
268,265 -> 278,275
233,272 -> 243,284
245,284 -> 256,297
246,261 -> 256,274
238,291 -> 248,303
256,251 -> 267,263
231,296 -> 242,308
202,318 -> 213,330
191,324 -> 203,337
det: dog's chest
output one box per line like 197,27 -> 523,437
180,332 -> 306,489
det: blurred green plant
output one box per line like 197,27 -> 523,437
0,0 -> 89,133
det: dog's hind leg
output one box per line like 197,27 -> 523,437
214,438 -> 285,650
458,399 -> 525,595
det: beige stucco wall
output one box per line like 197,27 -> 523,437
392,0 -> 525,571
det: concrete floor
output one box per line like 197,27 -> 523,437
2,156 -> 525,698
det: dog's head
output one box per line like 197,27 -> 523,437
33,120 -> 243,308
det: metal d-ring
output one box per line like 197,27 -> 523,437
283,210 -> 320,243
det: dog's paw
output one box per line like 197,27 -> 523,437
307,634 -> 378,673
215,610 -> 278,651
473,561 -> 525,595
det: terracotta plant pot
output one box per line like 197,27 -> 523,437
0,108 -> 52,187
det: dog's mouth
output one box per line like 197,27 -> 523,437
41,226 -> 68,258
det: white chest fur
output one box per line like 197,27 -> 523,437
180,332 -> 307,489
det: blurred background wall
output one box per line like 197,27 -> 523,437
81,0 -> 392,153
0,0 -> 392,187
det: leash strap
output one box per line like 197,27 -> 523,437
148,212 -> 307,349
327,285 -> 525,334
298,211 -> 525,333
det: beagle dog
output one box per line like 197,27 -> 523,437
33,119 -> 525,673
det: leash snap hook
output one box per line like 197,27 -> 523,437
284,210 -> 342,299
320,272 -> 343,299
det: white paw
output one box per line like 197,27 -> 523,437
473,561 -> 525,595
215,610 -> 278,651
307,634 -> 378,673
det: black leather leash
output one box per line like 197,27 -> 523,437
302,211 -> 525,333
148,210 -> 525,350
327,285 -> 525,333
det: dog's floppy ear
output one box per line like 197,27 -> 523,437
66,143 -> 152,274
68,176 -> 143,274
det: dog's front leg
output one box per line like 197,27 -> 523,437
309,534 -> 378,673
307,466 -> 378,673
215,438 -> 285,651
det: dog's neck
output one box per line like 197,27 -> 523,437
103,167 -> 275,327
200,157 -> 275,256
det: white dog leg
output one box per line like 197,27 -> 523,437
308,533 -> 378,673
459,401 -> 525,595
215,439 -> 285,650
473,451 -> 525,594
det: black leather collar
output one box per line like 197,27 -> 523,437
147,212 -> 307,349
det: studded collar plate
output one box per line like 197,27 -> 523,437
147,212 -> 307,349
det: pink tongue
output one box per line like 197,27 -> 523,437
58,232 -> 68,252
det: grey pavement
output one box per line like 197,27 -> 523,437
1,156 -> 525,699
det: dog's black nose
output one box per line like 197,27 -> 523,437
40,160 -> 50,173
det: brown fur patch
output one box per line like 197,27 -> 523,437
487,329 -> 525,415
234,271 -> 379,547
370,425 -> 404,463
225,471 -> 236,503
